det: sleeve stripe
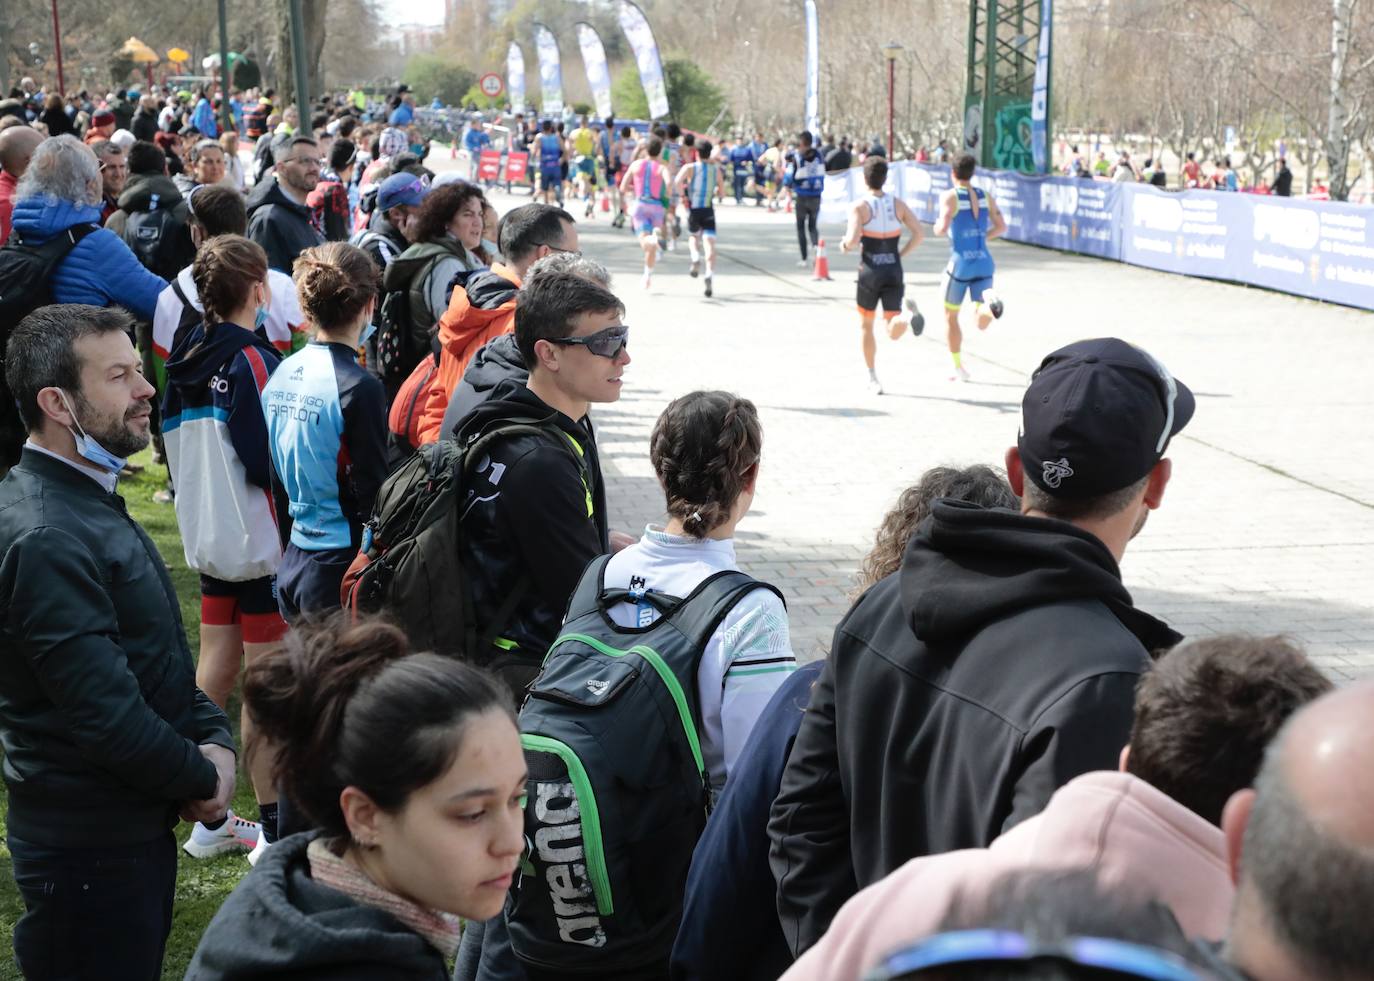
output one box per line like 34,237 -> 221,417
727,665 -> 796,678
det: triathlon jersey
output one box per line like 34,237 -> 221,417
538,133 -> 562,171
618,137 -> 638,167
790,151 -> 826,197
948,185 -> 994,280
688,162 -> 719,209
631,158 -> 669,205
860,192 -> 902,275
571,127 -> 596,157
665,142 -> 681,170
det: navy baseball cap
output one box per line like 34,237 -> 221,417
377,172 -> 430,211
1018,338 -> 1195,498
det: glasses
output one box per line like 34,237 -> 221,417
541,244 -> 582,257
864,930 -> 1209,981
550,325 -> 628,359
98,161 -> 128,173
286,156 -> 323,168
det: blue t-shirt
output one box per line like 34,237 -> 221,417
388,102 -> 414,126
464,129 -> 492,153
948,186 -> 995,280
729,145 -> 754,178
538,133 -> 563,171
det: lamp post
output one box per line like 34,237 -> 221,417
882,41 -> 903,159
50,0 -> 65,94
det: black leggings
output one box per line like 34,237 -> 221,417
795,195 -> 821,259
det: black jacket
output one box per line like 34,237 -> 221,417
104,171 -> 196,281
441,332 -> 527,438
0,449 -> 233,847
131,108 -> 159,143
768,500 -> 1180,956
454,380 -> 609,691
186,832 -> 449,980
246,176 -> 325,274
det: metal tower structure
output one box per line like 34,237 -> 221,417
964,0 -> 1050,173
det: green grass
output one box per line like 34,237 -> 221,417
1,449 -> 257,980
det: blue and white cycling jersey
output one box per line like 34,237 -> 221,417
948,186 -> 995,280
688,162 -> 719,209
789,152 -> 826,197
262,341 -> 389,552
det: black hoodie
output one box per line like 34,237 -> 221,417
104,172 -> 195,280
441,332 -> 527,438
454,378 -> 609,696
185,833 -> 449,980
246,176 -> 325,274
769,499 -> 1181,956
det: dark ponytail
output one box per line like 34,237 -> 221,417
649,391 -> 763,539
242,614 -> 513,837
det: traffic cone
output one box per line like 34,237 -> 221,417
786,196 -> 793,214
600,190 -> 611,212
812,238 -> 833,281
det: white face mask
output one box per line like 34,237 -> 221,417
58,390 -> 127,473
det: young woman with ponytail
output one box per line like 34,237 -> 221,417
186,616 -> 527,980
602,390 -> 797,797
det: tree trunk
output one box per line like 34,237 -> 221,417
274,0 -> 326,109
1326,0 -> 1354,200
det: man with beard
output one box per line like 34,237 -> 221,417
246,134 -> 325,273
770,337 -> 1193,957
0,304 -> 236,980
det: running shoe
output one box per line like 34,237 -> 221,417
247,834 -> 273,867
584,201 -> 594,218
984,290 -> 1005,319
704,277 -> 713,298
642,271 -> 652,290
868,374 -> 884,395
952,365 -> 972,382
689,260 -> 701,278
906,298 -> 925,336
796,258 -> 810,268
183,810 -> 260,859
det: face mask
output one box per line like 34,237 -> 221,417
254,304 -> 268,330
58,391 -> 127,473
359,321 -> 377,348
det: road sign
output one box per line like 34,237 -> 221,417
479,73 -> 504,98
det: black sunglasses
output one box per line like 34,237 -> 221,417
550,325 -> 628,359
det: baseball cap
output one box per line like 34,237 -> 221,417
1018,338 -> 1195,499
377,171 -> 430,211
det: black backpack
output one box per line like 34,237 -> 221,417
342,414 -> 588,670
121,199 -> 190,281
0,224 -> 97,467
507,555 -> 784,976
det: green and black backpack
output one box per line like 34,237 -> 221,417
507,554 -> 784,976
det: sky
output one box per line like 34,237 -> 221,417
377,0 -> 447,27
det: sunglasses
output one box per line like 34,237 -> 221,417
550,325 -> 628,359
864,930 -> 1209,981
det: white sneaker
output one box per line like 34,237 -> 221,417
689,260 -> 701,278
796,258 -> 810,268
247,833 -> 274,867
952,365 -> 972,382
868,374 -> 884,395
642,271 -> 652,290
183,810 -> 260,859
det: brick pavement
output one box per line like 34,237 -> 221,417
484,188 -> 1374,678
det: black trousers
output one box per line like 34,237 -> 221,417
795,195 -> 821,259
9,832 -> 176,981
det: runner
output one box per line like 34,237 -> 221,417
760,139 -> 785,212
535,119 -> 564,206
619,135 -> 670,290
788,130 -> 826,267
932,153 -> 1006,382
612,124 -> 638,228
674,139 -> 726,297
840,156 -> 925,395
569,114 -> 598,217
663,123 -> 685,252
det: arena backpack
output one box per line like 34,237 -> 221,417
0,224 -> 97,468
506,554 -> 784,977
341,412 -> 588,664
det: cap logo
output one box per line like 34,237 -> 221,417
1042,458 -> 1074,489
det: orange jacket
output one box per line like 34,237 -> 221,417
414,262 -> 521,444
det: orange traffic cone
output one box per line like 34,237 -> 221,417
600,190 -> 611,212
812,238 -> 832,281
785,195 -> 793,214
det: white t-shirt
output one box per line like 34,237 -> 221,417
153,265 -> 307,369
603,526 -> 796,794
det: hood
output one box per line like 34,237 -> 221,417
456,376 -> 585,445
366,209 -> 407,247
116,172 -> 184,213
165,319 -> 279,393
436,264 -> 520,356
9,194 -> 102,243
245,176 -> 313,220
901,499 -> 1178,650
464,333 -> 525,394
381,237 -> 469,291
187,833 -> 441,978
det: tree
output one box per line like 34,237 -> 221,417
611,58 -> 728,131
404,53 -> 476,107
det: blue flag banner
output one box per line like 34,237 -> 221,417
575,23 -> 614,121
533,23 -> 563,117
1031,0 -> 1052,174
617,0 -> 670,119
507,42 -> 526,112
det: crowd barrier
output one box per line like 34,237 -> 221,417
819,162 -> 1374,311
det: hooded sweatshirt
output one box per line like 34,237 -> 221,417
415,264 -> 522,444
186,833 -> 450,980
246,175 -> 326,274
104,171 -> 196,282
779,771 -> 1233,981
769,499 -> 1181,956
440,332 -> 527,438
788,147 -> 826,197
162,319 -> 284,582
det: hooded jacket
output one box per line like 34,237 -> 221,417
769,500 -> 1181,956
788,147 -> 826,197
440,332 -> 526,438
8,194 -> 165,320
104,171 -> 196,281
246,176 -> 326,274
162,319 -> 283,582
779,771 -> 1233,981
454,379 -> 608,693
415,263 -> 521,444
186,833 -> 449,980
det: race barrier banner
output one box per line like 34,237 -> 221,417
618,0 -> 670,119
533,23 -> 564,117
477,150 -> 503,182
507,42 -> 526,112
575,23 -> 614,121
505,151 -> 530,183
821,161 -> 1374,311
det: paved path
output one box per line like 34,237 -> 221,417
482,187 -> 1374,678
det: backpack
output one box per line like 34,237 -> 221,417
507,555 -> 784,976
0,224 -> 97,467
341,414 -> 588,664
375,242 -> 457,391
122,198 -> 190,281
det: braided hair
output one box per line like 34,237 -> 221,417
650,391 -> 762,539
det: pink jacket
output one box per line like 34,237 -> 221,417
779,771 -> 1233,981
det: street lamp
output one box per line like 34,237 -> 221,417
882,41 -> 903,159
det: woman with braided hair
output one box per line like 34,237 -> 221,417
602,390 -> 797,798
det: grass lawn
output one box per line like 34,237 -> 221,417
1,449 -> 257,980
